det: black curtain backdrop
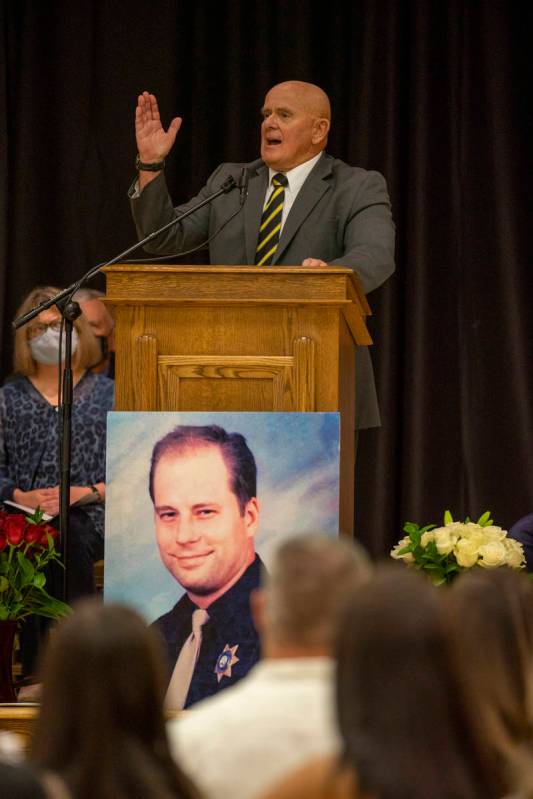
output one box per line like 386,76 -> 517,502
1,0 -> 531,556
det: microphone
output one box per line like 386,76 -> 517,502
239,168 -> 249,206
14,175 -> 241,331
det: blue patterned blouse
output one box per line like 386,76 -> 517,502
0,371 -> 114,538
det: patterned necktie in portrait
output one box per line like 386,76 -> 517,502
165,607 -> 210,710
255,173 -> 289,266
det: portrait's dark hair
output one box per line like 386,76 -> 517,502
148,424 -> 257,514
335,565 -> 499,799
31,599 -> 199,799
447,567 -> 533,794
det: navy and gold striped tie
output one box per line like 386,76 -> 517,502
255,173 -> 288,266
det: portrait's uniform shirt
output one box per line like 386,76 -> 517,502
152,555 -> 263,708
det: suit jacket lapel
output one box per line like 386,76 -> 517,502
272,154 -> 333,265
244,161 -> 269,264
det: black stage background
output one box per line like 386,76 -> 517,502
1,1 -> 531,556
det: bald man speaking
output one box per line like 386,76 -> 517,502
129,81 -> 395,429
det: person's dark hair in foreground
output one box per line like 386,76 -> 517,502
335,565 -> 500,799
31,599 -> 200,799
447,567 -> 533,797
0,761 -> 47,799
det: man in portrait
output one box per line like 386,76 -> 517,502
148,423 -> 262,709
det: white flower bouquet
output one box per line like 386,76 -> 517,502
391,510 -> 525,585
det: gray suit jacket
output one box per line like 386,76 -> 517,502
130,153 -> 395,427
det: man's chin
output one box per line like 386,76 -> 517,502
261,147 -> 285,169
171,565 -> 218,595
179,579 -> 222,598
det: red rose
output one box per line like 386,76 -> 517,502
24,526 -> 43,545
4,515 -> 27,546
0,533 -> 7,552
39,525 -> 58,548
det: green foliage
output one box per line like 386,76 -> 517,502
399,519 -> 457,585
392,510 -> 510,586
0,507 -> 71,623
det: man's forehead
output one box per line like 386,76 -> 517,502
154,443 -> 231,481
80,299 -> 112,325
152,445 -> 237,506
262,82 -> 330,118
262,90 -> 303,115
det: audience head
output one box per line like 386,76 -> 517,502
72,287 -> 115,368
447,566 -> 533,792
253,533 -> 372,657
13,285 -> 100,376
72,288 -> 114,338
32,599 -> 197,799
335,564 -> 498,799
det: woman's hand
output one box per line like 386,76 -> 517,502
13,487 -> 60,516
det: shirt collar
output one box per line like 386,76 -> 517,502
267,152 -> 323,194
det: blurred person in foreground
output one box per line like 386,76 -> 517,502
0,761 -> 48,799
31,599 -> 201,799
167,534 -> 372,799
261,565 -> 501,799
72,288 -> 115,378
446,567 -> 533,799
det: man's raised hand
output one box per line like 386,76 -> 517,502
135,91 -> 182,164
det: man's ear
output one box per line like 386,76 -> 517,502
244,497 -> 260,538
312,117 -> 330,145
250,587 -> 266,634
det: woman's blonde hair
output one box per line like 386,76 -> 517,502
13,286 -> 101,376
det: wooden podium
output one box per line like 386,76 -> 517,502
104,265 -> 372,536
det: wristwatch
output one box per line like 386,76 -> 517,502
89,484 -> 102,502
135,154 -> 165,172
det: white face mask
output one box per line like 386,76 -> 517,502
29,327 -> 79,365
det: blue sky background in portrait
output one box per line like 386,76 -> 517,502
104,412 -> 340,622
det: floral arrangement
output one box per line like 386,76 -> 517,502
0,507 -> 71,621
391,510 -> 525,585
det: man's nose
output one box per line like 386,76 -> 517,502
175,517 -> 200,544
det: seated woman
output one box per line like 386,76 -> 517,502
0,285 -> 114,675
260,566 -> 501,799
31,599 -> 200,799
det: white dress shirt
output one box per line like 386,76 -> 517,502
167,656 -> 340,799
264,152 -> 323,230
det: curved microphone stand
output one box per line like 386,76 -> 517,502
12,174 -> 241,601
